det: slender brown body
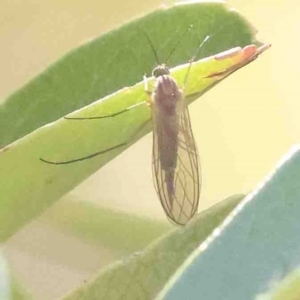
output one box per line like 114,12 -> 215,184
152,75 -> 181,199
151,68 -> 200,225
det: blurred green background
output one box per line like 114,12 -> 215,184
0,0 -> 298,299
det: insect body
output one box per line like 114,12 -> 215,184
41,32 -> 205,226
146,64 -> 200,225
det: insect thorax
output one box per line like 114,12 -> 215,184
153,74 -> 182,116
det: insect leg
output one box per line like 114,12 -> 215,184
40,118 -> 152,165
143,74 -> 153,108
64,101 -> 147,120
143,74 -> 152,96
183,35 -> 210,88
40,143 -> 127,165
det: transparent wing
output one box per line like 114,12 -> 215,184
152,105 -> 201,226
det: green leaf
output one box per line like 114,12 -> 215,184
42,198 -> 171,255
157,146 -> 300,300
0,0 -> 270,242
0,1 -> 257,148
59,194 -> 244,300
256,267 -> 300,300
0,47 -> 269,243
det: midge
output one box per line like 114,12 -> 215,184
41,31 -> 210,225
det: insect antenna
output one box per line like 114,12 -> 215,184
164,24 -> 194,65
142,29 -> 161,65
143,24 -> 194,68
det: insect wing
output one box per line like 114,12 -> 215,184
152,104 -> 201,225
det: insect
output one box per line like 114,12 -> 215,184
41,30 -> 209,225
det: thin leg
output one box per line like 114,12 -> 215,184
143,75 -> 153,109
143,74 -> 152,96
182,59 -> 195,90
40,143 -> 127,165
183,35 -> 210,89
64,101 -> 146,120
40,118 -> 152,165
